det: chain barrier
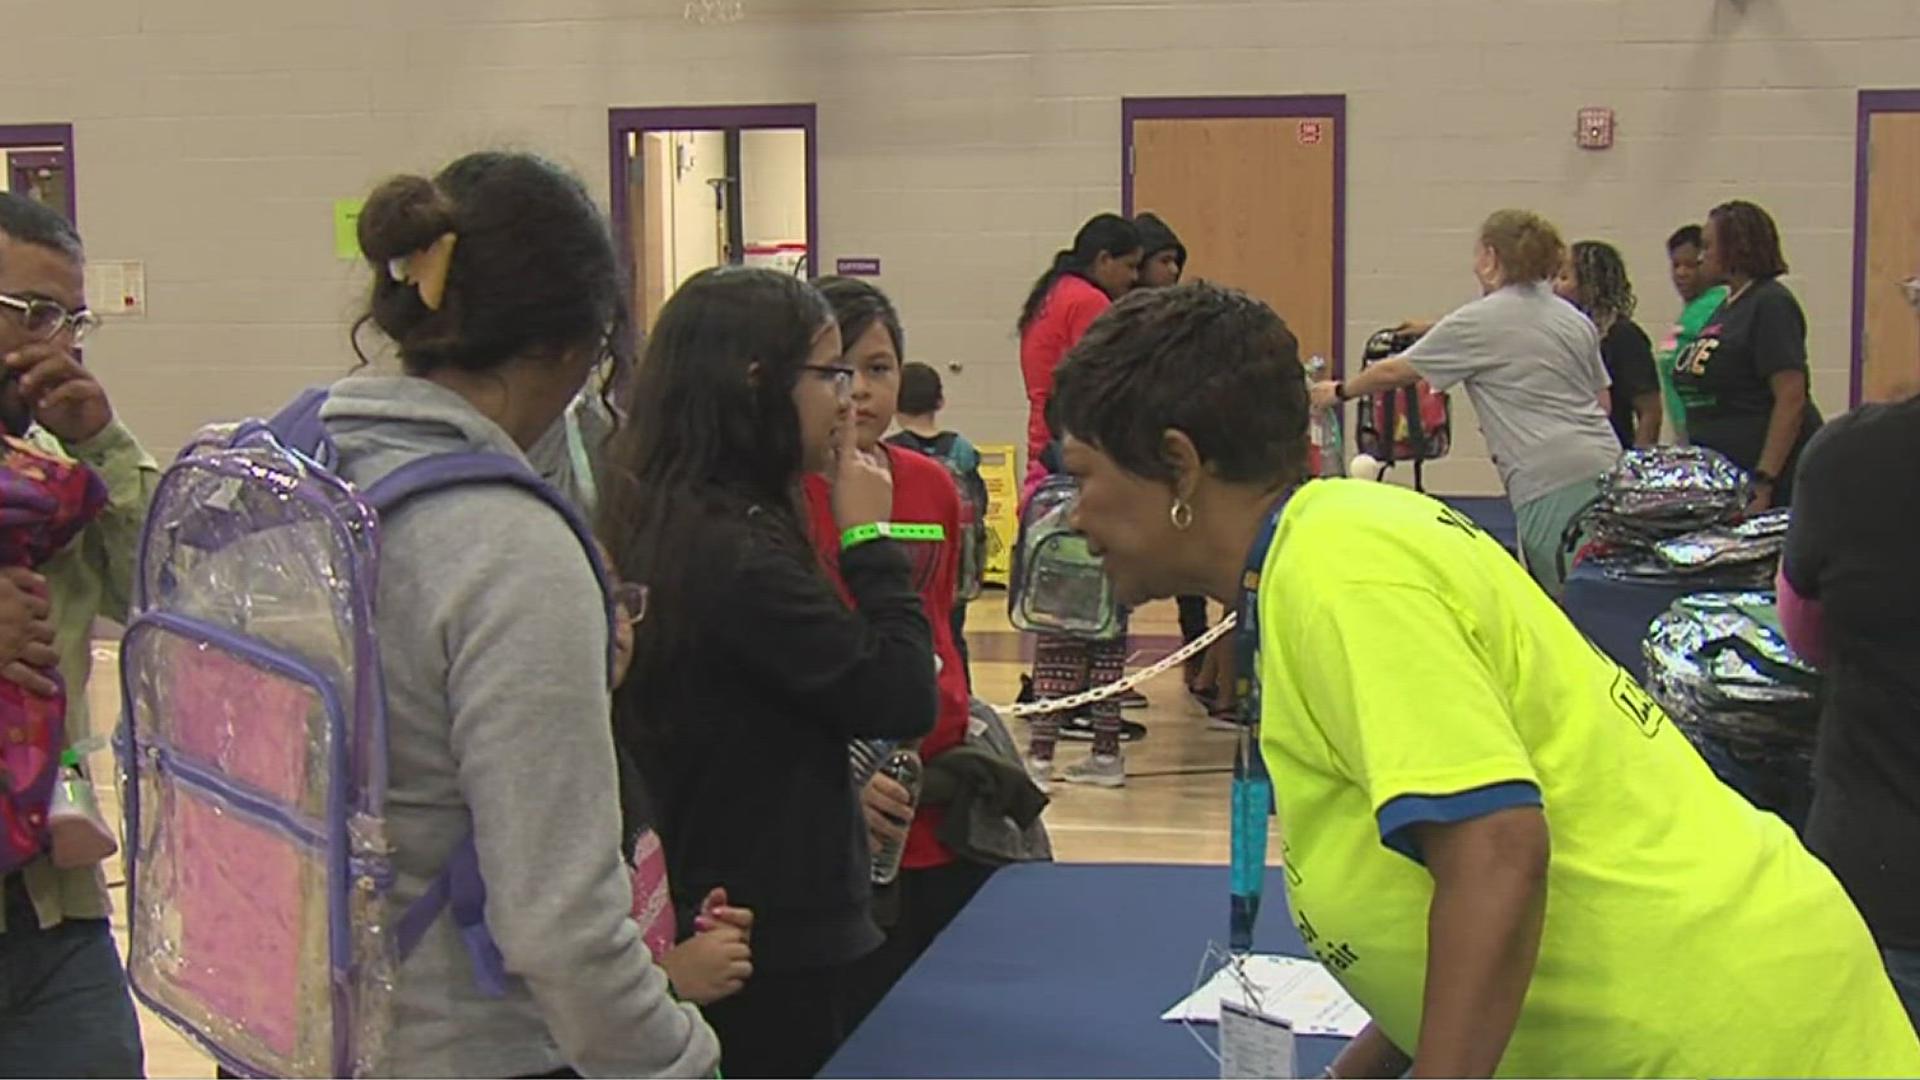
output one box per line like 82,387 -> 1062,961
997,613 -> 1238,718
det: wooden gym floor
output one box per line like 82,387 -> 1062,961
80,595 -> 1251,1078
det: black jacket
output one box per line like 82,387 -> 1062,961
617,502 -> 938,972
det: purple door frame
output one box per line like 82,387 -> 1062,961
1121,96 -> 1348,374
1851,89 -> 1920,406
0,124 -> 75,224
607,104 -> 819,282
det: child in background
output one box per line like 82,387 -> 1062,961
886,360 -> 985,683
798,282 -> 990,1026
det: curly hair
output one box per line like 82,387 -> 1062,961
1707,200 -> 1789,280
1567,240 -> 1637,329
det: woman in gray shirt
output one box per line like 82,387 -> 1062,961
1312,210 -> 1620,597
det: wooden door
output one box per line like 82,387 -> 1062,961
633,132 -> 675,333
1862,111 -> 1920,402
1130,115 -> 1339,368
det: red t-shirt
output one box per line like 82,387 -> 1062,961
1020,274 -> 1111,476
802,445 -> 969,869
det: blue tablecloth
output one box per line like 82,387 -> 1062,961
823,863 -> 1349,1079
1439,495 -> 1516,554
1562,563 -> 1694,683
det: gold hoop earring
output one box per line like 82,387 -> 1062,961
1170,498 -> 1194,531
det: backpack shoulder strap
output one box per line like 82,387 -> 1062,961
393,833 -> 507,996
372,451 -> 618,996
931,432 -> 960,459
363,451 -> 616,673
265,387 -> 339,469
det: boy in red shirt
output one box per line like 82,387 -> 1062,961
802,278 -> 991,1025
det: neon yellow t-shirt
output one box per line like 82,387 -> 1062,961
1257,480 -> 1920,1078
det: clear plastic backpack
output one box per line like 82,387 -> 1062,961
117,388 -> 613,1077
1006,475 -> 1121,640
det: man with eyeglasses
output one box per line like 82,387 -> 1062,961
0,191 -> 158,1076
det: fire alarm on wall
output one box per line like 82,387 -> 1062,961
1577,107 -> 1615,150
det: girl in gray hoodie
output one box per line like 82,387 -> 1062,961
326,152 -> 719,1078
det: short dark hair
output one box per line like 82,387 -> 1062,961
814,276 -> 903,361
0,192 -> 81,259
898,362 -> 943,415
1707,201 -> 1789,280
1666,224 -> 1704,253
1053,282 -> 1306,487
354,152 -> 628,378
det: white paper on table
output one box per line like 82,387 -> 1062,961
1162,954 -> 1370,1037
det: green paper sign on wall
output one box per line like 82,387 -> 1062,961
334,199 -> 363,260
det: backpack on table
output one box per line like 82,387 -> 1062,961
1353,328 -> 1452,492
1006,475 -> 1120,641
116,388 -> 614,1078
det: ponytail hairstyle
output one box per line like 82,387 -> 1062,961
1478,209 -> 1567,287
354,151 -> 632,387
1017,213 -> 1142,333
1566,240 -> 1637,333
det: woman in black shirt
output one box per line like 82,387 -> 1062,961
1554,239 -> 1662,448
1780,397 -> 1920,1032
599,268 -> 938,1078
1672,201 -> 1823,509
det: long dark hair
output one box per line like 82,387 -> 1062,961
599,267 -> 833,720
1017,214 -> 1140,333
354,152 -> 631,381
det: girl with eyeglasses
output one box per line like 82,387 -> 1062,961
599,267 -> 938,1078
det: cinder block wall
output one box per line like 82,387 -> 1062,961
18,0 -> 1914,491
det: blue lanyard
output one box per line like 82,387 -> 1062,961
1228,488 -> 1294,953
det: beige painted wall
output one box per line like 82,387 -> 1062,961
669,130 -> 728,287
741,127 -> 807,250
19,0 -> 1920,490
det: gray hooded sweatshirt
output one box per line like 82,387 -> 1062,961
319,375 -> 718,1079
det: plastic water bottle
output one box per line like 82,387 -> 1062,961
870,748 -> 924,886
1306,355 -> 1345,477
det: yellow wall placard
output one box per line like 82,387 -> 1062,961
334,199 -> 363,260
977,443 -> 1020,587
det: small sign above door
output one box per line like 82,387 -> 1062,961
835,257 -> 882,277
1297,121 -> 1324,146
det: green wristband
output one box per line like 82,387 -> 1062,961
841,522 -> 946,550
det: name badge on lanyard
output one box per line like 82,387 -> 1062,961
1228,488 -> 1295,954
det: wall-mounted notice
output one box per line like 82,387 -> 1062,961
84,261 -> 146,317
835,257 -> 882,277
334,199 -> 364,260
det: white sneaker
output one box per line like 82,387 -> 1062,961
1060,752 -> 1126,789
1024,756 -> 1054,794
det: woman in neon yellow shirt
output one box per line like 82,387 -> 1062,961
1049,281 -> 1920,1078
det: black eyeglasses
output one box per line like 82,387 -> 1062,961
0,293 -> 100,344
803,363 -> 856,400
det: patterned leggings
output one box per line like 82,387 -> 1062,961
1027,632 -> 1128,760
